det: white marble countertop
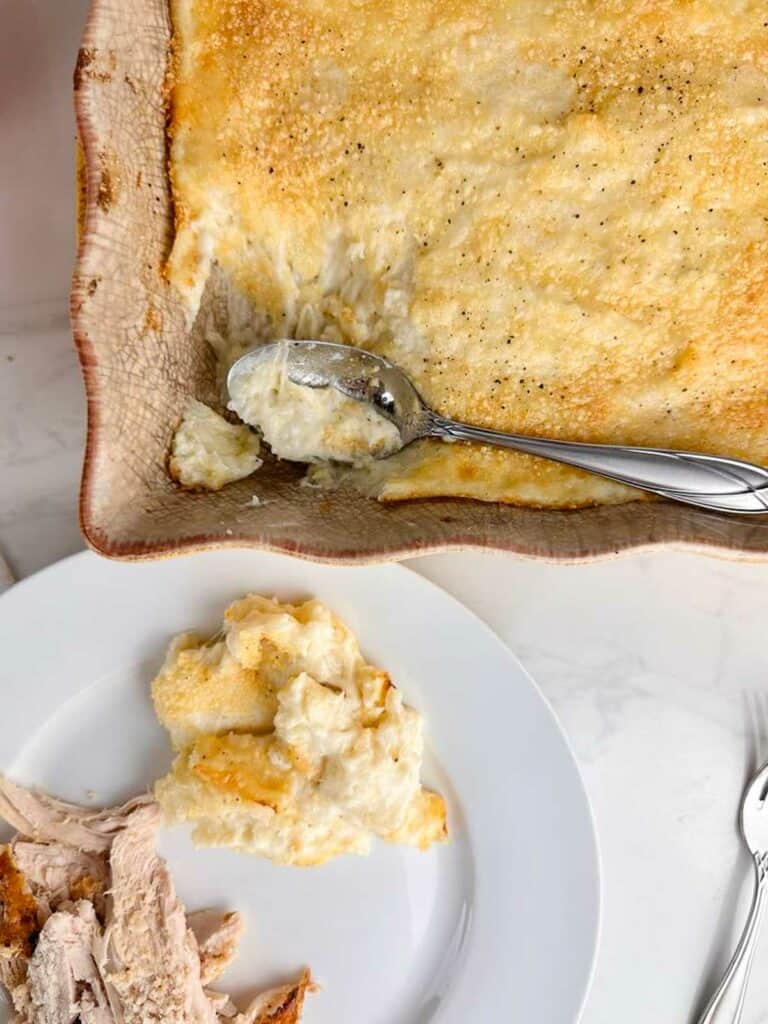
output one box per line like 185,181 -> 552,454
5,3 -> 768,1021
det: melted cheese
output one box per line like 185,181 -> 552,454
152,596 -> 447,866
168,0 -> 768,506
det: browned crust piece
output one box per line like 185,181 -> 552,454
0,847 -> 39,959
250,970 -> 314,1024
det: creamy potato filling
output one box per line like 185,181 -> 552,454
227,344 -> 402,465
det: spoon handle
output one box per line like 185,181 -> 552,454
696,852 -> 768,1024
427,416 -> 768,514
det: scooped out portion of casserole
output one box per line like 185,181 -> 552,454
152,595 -> 448,866
167,0 -> 768,507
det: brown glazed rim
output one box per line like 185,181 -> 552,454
70,0 -> 768,565
72,5 -> 105,558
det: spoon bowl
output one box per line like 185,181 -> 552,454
742,760 -> 768,853
228,340 -> 429,451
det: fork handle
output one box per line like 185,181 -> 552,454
697,853 -> 768,1024
427,416 -> 768,514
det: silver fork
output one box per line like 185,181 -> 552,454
696,706 -> 768,1024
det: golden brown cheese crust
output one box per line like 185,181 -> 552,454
168,0 -> 768,506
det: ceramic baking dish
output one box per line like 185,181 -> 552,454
70,0 -> 768,562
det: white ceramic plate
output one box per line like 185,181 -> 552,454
0,550 -> 599,1023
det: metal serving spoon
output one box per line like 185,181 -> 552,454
696,759 -> 768,1024
228,340 -> 768,514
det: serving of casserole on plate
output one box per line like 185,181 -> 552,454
72,0 -> 768,560
0,549 -> 602,1023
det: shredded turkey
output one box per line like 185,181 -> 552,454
0,777 -> 153,854
229,974 -> 313,1024
26,901 -> 112,1024
11,840 -> 110,919
0,776 -> 312,1024
187,911 -> 244,986
101,803 -> 217,1024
